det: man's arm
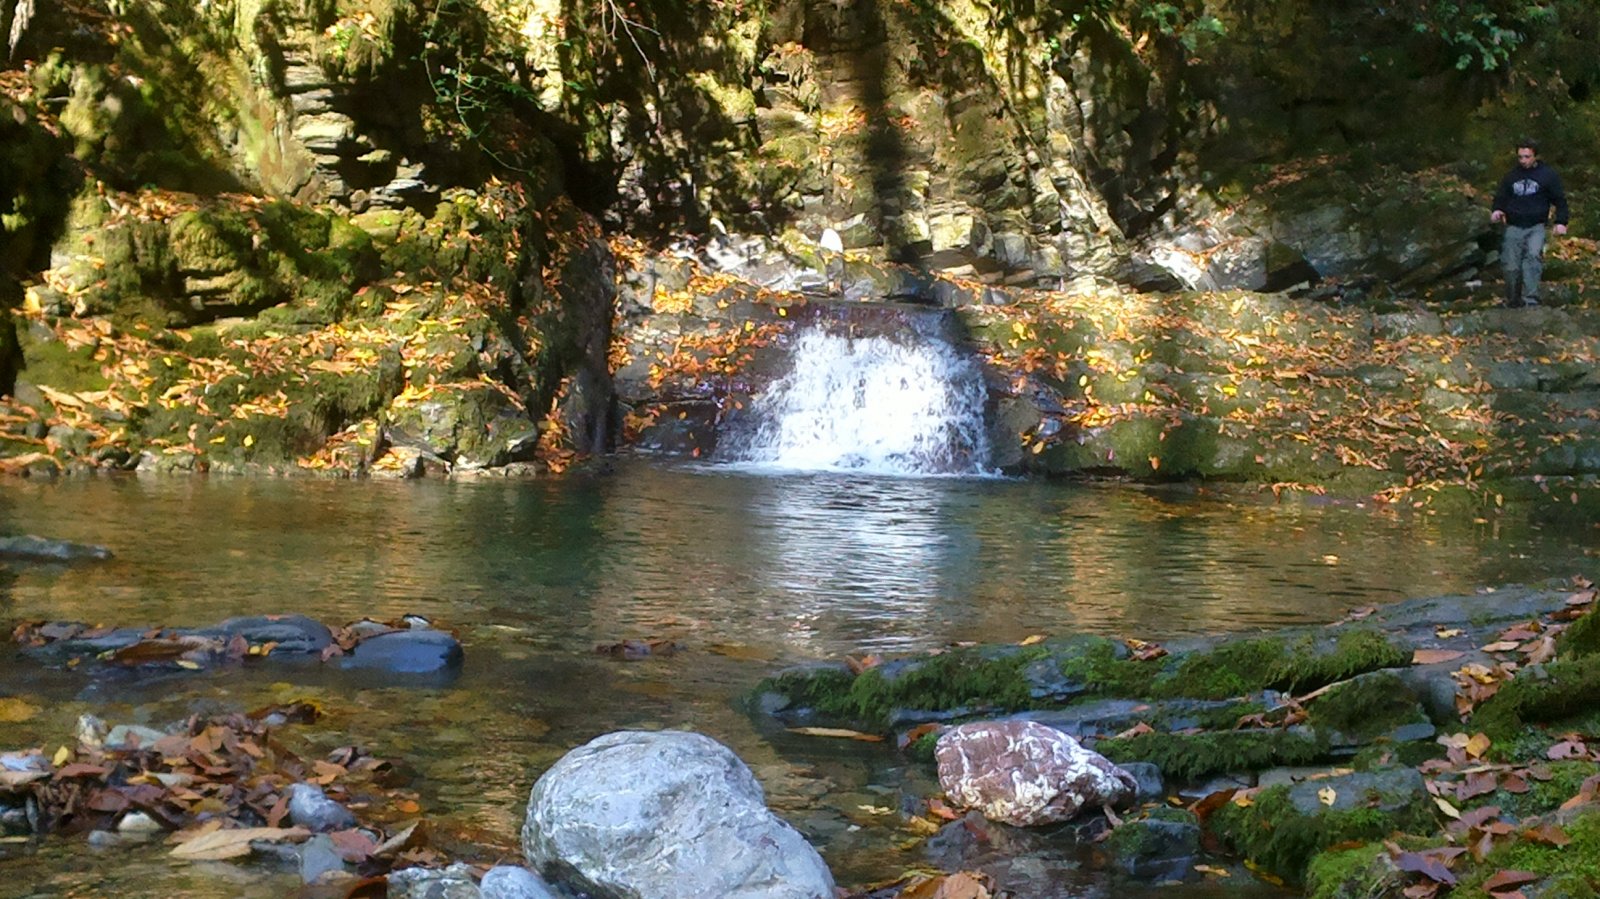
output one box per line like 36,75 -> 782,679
1491,172 -> 1512,221
1549,170 -> 1570,230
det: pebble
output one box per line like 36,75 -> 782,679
480,865 -> 558,899
288,783 -> 357,832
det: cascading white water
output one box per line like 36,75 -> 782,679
716,325 -> 993,476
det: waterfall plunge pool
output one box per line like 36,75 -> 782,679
1,463 -> 1594,896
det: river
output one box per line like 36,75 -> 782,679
2,462 -> 1594,896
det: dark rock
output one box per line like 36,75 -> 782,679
1103,808 -> 1201,880
340,629 -> 464,675
195,615 -> 334,654
0,535 -> 112,562
1118,762 -> 1166,803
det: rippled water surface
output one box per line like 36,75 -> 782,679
2,462 -> 1595,896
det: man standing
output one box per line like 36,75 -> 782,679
1491,140 -> 1569,307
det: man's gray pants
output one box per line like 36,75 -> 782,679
1501,223 -> 1546,306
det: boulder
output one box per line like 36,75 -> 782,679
521,730 -> 835,899
935,719 -> 1136,826
340,629 -> 463,675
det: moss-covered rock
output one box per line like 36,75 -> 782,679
1470,654 -> 1600,742
1097,728 -> 1326,782
1211,768 -> 1438,883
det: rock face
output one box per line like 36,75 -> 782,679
522,730 -> 835,899
936,719 -> 1136,826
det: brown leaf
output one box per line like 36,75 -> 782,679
169,826 -> 311,860
1402,884 -> 1439,899
1413,649 -> 1466,665
1482,870 -> 1541,893
786,727 -> 884,742
1521,824 -> 1570,846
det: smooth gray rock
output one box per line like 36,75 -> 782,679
480,865 -> 558,899
298,833 -> 348,884
522,730 -> 835,899
288,783 -> 357,833
341,629 -> 463,674
197,615 -> 334,654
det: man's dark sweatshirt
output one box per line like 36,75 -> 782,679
1493,162 -> 1569,228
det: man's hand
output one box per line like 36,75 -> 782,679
1555,224 -> 1568,236
1490,210 -> 1506,223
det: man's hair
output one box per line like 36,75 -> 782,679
1516,138 -> 1540,155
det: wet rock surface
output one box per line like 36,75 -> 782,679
0,535 -> 112,562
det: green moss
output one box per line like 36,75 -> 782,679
755,647 -> 1051,730
1470,654 -> 1600,742
1556,606 -> 1600,659
1212,780 -> 1437,883
1055,639 -> 1161,696
1096,729 -> 1325,781
1461,760 -> 1600,820
1158,637 -> 1291,699
18,332 -> 109,393
1309,672 -> 1428,742
1304,843 -> 1401,899
1452,810 -> 1600,898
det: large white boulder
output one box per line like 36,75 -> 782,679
522,730 -> 835,899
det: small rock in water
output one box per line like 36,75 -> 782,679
341,629 -> 463,674
76,715 -> 109,750
106,724 -> 168,750
0,535 -> 113,562
298,833 -> 349,884
388,862 -> 482,899
288,783 -> 357,832
480,865 -> 557,899
116,811 -> 164,834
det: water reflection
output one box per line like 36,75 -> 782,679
1,464 -> 1595,895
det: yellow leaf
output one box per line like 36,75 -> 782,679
1149,456 -> 1160,470
0,697 -> 41,722
170,826 -> 312,861
176,660 -> 202,670
1434,795 -> 1461,819
1194,864 -> 1231,877
1465,733 -> 1492,758
787,727 -> 884,742
1436,628 -> 1464,638
1318,787 -> 1337,806
1435,378 -> 1449,389
52,745 -> 72,766
1018,634 -> 1047,646
243,434 -> 255,447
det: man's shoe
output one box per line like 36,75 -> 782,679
1525,298 -> 1540,307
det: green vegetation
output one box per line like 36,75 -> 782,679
1212,779 -> 1438,883
1098,728 -> 1324,781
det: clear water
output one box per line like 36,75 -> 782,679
1,462 -> 1595,896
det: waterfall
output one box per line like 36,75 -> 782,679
716,321 -> 994,476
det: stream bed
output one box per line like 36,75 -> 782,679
2,461 -> 1595,896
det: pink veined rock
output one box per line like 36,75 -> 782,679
935,719 -> 1136,826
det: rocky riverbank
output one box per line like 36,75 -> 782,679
752,576 -> 1600,896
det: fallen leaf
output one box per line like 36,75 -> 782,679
0,697 -> 42,722
1318,787 -> 1337,806
1413,649 -> 1466,665
786,727 -> 884,742
170,826 -> 311,860
1434,795 -> 1461,819
1481,870 -> 1541,893
1193,864 -> 1231,877
1465,733 -> 1493,759
1521,824 -> 1570,846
